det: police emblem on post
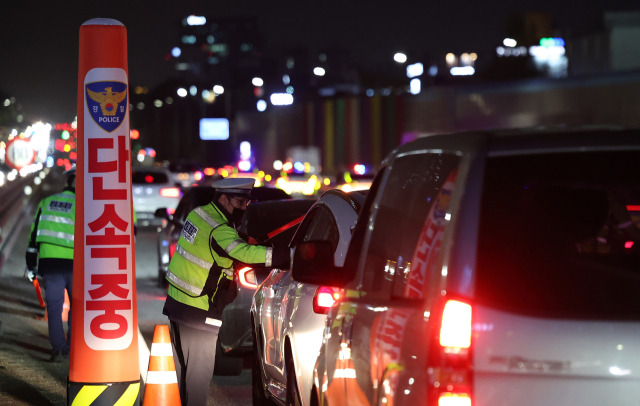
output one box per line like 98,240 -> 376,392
85,81 -> 128,133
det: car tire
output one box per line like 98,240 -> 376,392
285,348 -> 302,406
252,332 -> 275,406
213,340 -> 243,376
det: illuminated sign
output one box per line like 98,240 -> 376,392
199,118 -> 229,140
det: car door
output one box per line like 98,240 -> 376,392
261,204 -> 338,385
322,152 -> 462,405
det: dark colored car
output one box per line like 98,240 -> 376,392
154,185 -> 314,375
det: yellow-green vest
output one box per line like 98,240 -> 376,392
31,190 -> 75,259
166,202 -> 272,311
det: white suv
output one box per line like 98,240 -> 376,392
292,127 -> 640,406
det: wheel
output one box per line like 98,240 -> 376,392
252,332 -> 274,405
285,349 -> 302,406
213,340 -> 243,376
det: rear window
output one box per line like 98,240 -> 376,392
132,171 -> 169,184
476,150 -> 640,320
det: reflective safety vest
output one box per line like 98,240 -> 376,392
30,190 -> 75,259
166,202 -> 273,312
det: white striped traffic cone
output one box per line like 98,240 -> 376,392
142,324 -> 181,405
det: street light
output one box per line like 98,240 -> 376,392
394,52 -> 407,63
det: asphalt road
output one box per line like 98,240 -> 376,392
0,204 -> 252,405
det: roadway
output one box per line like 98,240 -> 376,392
0,170 -> 252,405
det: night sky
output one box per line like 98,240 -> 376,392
0,0 -> 635,124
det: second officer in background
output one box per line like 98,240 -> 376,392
25,167 -> 76,362
162,177 -> 290,405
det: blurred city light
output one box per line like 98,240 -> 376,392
239,141 -> 251,161
237,160 -> 251,172
428,65 -> 438,76
446,53 -> 457,67
410,78 -> 421,94
313,67 -> 326,76
177,88 -> 188,97
171,47 -> 181,57
503,38 -> 517,47
540,37 -> 565,47
213,85 -> 224,95
496,46 -> 528,57
283,74 -> 290,85
270,93 -> 294,106
186,15 -> 207,26
406,62 -> 424,78
189,86 -> 197,96
252,77 -> 264,87
450,66 -> 475,76
394,52 -> 407,63
257,100 -> 267,112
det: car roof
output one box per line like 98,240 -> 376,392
389,126 -> 640,161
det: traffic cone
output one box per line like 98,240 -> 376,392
142,324 -> 181,405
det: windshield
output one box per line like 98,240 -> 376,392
476,150 -> 640,320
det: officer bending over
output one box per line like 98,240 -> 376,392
162,178 -> 290,405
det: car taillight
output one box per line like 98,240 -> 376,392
238,266 -> 259,289
194,171 -> 203,181
312,286 -> 342,314
428,298 -> 473,406
160,187 -> 181,198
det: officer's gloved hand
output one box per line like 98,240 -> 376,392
25,267 -> 36,282
26,249 -> 38,271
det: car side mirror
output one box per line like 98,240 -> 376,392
291,241 -> 348,287
154,207 -> 170,220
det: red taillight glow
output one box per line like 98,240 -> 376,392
160,187 -> 181,198
440,300 -> 472,350
428,297 -> 473,406
169,242 -> 177,259
313,286 -> 342,314
238,266 -> 259,289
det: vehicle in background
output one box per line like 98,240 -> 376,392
167,160 -> 203,189
132,166 -> 181,228
335,163 -> 375,192
293,127 -> 640,406
251,189 -> 366,406
154,186 -> 311,375
275,173 -> 321,197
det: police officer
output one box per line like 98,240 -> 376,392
25,167 -> 75,362
163,177 -> 290,405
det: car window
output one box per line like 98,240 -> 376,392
293,206 -> 339,255
476,150 -> 640,320
359,153 -> 461,300
132,171 -> 169,184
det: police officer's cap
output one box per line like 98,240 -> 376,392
211,178 -> 254,197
